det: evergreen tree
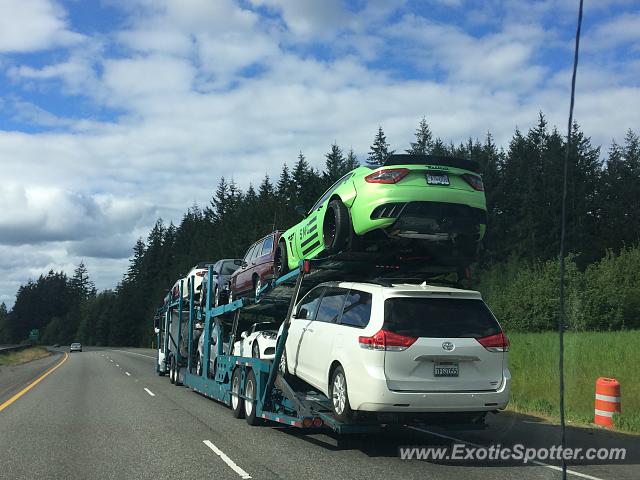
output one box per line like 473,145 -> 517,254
70,261 -> 96,300
407,117 -> 434,155
367,126 -> 394,167
345,148 -> 359,170
324,143 -> 347,184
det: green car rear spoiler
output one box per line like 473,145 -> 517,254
383,154 -> 481,174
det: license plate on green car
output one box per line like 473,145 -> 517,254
426,173 -> 450,185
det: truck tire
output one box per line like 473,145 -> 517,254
323,199 -> 350,254
330,365 -> 353,423
231,368 -> 245,419
244,370 -> 260,426
175,363 -> 182,386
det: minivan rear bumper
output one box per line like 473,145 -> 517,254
354,369 -> 510,413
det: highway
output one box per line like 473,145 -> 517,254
1,347 -> 637,480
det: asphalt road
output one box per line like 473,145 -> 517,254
0,347 -> 637,480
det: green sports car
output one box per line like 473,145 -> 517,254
273,154 -> 487,276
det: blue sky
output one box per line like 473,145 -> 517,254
0,0 -> 639,306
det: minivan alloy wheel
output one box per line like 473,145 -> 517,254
332,372 -> 346,415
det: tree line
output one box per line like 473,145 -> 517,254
1,115 -> 638,345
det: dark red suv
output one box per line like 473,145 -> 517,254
228,231 -> 283,301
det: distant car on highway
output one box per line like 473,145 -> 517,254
70,342 -> 82,352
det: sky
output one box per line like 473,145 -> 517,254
0,0 -> 638,307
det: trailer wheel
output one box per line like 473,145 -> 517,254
196,353 -> 202,376
175,364 -> 182,386
244,370 -> 260,426
230,368 -> 245,419
330,366 -> 353,423
169,356 -> 176,384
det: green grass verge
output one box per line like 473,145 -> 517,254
0,346 -> 51,366
508,330 -> 639,434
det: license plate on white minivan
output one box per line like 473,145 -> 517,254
434,362 -> 459,377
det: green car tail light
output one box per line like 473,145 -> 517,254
462,173 -> 484,191
364,168 -> 410,184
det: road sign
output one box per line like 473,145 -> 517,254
29,329 -> 39,343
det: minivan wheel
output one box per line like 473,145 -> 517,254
323,199 -> 350,254
252,342 -> 260,359
330,366 -> 353,422
231,368 -> 245,418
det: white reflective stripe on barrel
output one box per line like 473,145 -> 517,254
595,393 -> 620,403
594,409 -> 614,417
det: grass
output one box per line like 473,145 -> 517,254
0,346 -> 51,366
507,330 -> 640,434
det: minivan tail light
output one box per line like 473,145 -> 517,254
462,173 -> 484,191
359,329 -> 417,351
365,168 -> 410,184
476,332 -> 509,352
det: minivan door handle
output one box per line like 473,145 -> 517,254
305,328 -> 314,333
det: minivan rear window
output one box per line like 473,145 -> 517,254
383,297 -> 500,338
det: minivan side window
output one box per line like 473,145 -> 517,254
315,287 -> 348,323
340,290 -> 372,328
261,235 -> 274,257
295,287 -> 324,320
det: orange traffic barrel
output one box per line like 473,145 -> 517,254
594,377 -> 621,428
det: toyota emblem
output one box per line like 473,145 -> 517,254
442,341 -> 455,351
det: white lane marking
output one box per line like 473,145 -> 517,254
144,388 -> 155,397
116,364 -> 120,367
203,440 -> 251,479
125,372 -> 131,376
109,359 -> 114,363
111,349 -> 155,359
409,427 -> 605,480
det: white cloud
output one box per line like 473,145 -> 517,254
0,0 -> 84,52
0,0 -> 639,307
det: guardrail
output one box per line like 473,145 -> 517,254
0,344 -> 32,354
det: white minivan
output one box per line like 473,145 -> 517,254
278,281 -> 510,422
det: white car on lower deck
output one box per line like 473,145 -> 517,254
279,281 -> 510,422
233,321 -> 278,359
